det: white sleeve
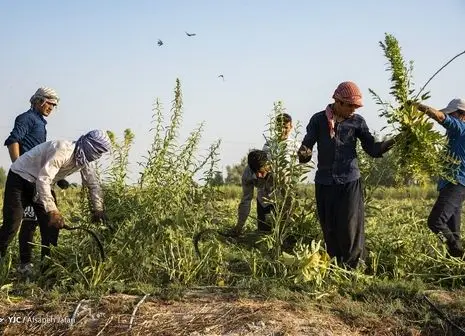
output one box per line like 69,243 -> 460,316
80,163 -> 104,211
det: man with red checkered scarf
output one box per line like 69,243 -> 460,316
298,81 -> 397,269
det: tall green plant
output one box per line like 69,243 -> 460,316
262,101 -> 314,259
102,129 -> 136,224
106,78 -> 224,283
42,79 -> 226,288
107,129 -> 134,194
137,79 -> 221,215
369,33 -> 456,185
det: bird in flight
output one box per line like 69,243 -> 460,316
218,75 -> 225,81
157,39 -> 163,46
185,31 -> 196,37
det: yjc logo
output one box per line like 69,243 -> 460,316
8,316 -> 22,323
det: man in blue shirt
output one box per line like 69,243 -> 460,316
416,98 -> 465,259
4,87 -> 63,277
298,81 -> 396,269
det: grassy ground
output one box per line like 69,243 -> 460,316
0,184 -> 464,335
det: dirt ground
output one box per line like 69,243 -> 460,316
0,289 -> 461,336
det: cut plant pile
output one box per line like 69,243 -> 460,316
0,290 -> 464,335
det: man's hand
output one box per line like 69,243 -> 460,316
393,129 -> 415,148
411,101 -> 446,123
56,179 -> 70,190
91,210 -> 107,223
48,210 -> 65,229
297,145 -> 312,164
393,132 -> 404,144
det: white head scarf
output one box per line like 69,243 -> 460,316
30,87 -> 60,106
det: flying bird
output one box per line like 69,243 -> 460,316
157,39 -> 163,46
218,75 -> 225,81
185,31 -> 197,37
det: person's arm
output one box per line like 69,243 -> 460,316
293,139 -> 313,166
80,163 -> 104,213
232,169 -> 254,234
298,115 -> 318,163
415,102 -> 465,136
416,103 -> 446,123
357,118 -> 395,157
7,143 -> 20,162
4,114 -> 32,162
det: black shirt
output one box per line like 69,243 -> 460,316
301,109 -> 393,185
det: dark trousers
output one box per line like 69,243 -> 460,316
257,200 -> 274,232
19,218 -> 39,264
315,179 -> 365,269
428,183 -> 465,250
0,171 -> 59,263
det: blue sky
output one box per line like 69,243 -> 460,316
1,1 -> 464,182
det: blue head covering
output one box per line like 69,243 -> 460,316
74,130 -> 112,166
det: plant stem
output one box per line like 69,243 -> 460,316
416,50 -> 465,99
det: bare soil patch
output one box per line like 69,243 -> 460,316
0,290 -> 462,335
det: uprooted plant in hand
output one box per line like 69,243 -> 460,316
369,33 -> 458,185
